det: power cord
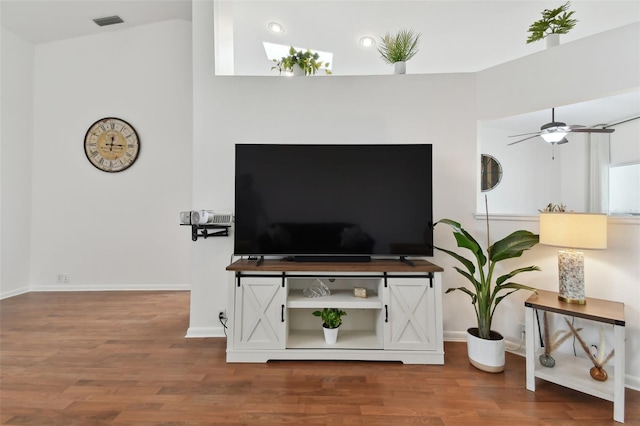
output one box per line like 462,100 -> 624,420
219,312 -> 228,337
506,330 -> 525,352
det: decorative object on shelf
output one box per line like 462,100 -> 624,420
539,212 -> 607,304
480,154 -> 502,192
434,197 -> 539,372
539,311 -> 575,368
377,28 -> 421,74
353,287 -> 367,298
526,1 -> 578,47
539,203 -> 566,213
84,117 -> 140,173
303,279 -> 331,298
271,46 -> 332,76
312,308 -> 346,344
564,318 -> 614,382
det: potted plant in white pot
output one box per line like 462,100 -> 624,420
271,46 -> 332,76
434,218 -> 540,372
312,308 -> 346,344
377,28 -> 421,74
526,1 -> 578,48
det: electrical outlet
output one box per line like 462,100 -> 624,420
218,310 -> 226,320
56,274 -> 64,283
63,273 -> 69,283
519,323 -> 526,336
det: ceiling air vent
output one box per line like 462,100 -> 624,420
93,16 -> 124,27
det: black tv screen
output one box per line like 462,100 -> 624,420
234,144 -> 433,259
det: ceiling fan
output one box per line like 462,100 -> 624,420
508,107 -> 615,146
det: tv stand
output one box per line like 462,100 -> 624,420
399,256 -> 414,267
226,259 -> 444,364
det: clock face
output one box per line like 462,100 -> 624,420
84,117 -> 140,172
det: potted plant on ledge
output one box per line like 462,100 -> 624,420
271,46 -> 332,76
377,28 -> 421,74
313,308 -> 346,344
434,218 -> 540,372
526,1 -> 578,48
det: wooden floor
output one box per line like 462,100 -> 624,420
1,292 -> 638,425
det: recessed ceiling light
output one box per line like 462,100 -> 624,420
268,22 -> 284,33
359,36 -> 375,47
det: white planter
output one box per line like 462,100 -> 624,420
292,65 -> 305,76
394,61 -> 406,75
466,328 -> 505,373
323,326 -> 339,344
546,33 -> 560,48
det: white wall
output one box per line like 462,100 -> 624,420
192,0 -> 478,336
28,20 -> 193,290
1,28 -> 34,298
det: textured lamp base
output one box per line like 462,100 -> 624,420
558,250 -> 586,304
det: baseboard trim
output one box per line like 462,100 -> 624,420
186,326 -> 226,338
28,283 -> 190,292
0,287 -> 30,300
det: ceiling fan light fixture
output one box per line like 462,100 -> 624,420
541,131 -> 568,143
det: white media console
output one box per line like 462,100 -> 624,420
226,259 -> 444,364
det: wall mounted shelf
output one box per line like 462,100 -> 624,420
181,223 -> 230,241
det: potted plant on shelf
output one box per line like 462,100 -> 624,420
377,28 -> 421,74
271,46 -> 332,76
434,217 -> 540,372
313,308 -> 346,344
526,1 -> 578,48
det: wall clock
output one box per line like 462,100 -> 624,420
84,117 -> 140,172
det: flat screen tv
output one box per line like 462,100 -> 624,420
234,144 -> 433,261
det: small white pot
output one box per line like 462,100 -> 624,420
466,328 -> 505,373
323,326 -> 339,344
292,65 -> 305,76
394,61 -> 406,75
546,33 -> 560,48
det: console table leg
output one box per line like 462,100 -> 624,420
525,306 -> 536,392
613,324 -> 625,423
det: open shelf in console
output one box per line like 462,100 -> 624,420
287,290 -> 382,309
287,329 -> 382,349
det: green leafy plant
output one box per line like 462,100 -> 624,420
271,46 -> 332,75
377,28 -> 421,64
312,308 -> 346,329
434,218 -> 540,340
527,2 -> 578,44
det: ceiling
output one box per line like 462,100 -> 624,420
2,0 -> 639,128
2,1 -> 639,75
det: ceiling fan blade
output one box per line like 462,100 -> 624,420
568,124 -> 586,129
508,131 -> 542,137
507,134 -> 540,145
570,128 -> 615,134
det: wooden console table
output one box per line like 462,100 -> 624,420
524,289 -> 626,423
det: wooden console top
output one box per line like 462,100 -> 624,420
226,259 -> 444,273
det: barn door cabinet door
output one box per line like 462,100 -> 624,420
383,276 -> 437,350
233,276 -> 286,350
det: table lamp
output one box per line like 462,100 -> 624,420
539,212 -> 607,304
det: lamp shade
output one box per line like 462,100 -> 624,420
539,212 -> 607,249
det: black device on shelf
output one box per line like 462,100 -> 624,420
234,144 -> 433,261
